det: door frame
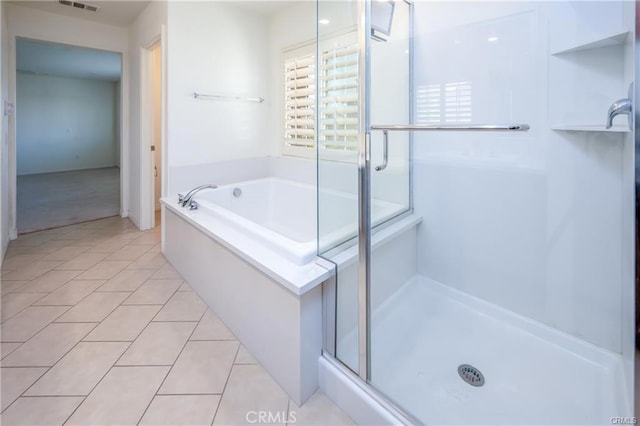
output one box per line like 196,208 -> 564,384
139,27 -> 166,230
8,34 -> 129,238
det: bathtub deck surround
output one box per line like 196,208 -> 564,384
163,206 -> 326,405
0,216 -> 353,425
162,176 -> 422,406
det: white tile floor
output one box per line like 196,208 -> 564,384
0,216 -> 354,426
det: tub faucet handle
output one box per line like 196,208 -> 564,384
178,194 -> 184,204
189,200 -> 198,210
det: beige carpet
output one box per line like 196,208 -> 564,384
17,167 -> 120,234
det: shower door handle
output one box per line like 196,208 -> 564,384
374,130 -> 389,172
370,124 -> 530,132
371,123 -> 529,172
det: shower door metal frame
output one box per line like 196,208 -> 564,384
634,0 -> 639,418
356,0 -> 372,381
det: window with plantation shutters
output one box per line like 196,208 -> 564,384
282,34 -> 359,159
319,43 -> 359,152
284,51 -> 315,149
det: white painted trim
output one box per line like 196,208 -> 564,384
161,25 -> 168,210
7,34 -> 128,237
120,50 -> 129,219
140,31 -> 164,231
139,44 -> 152,230
8,33 -> 16,240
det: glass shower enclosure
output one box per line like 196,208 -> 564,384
318,0 -> 636,424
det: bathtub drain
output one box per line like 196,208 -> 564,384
458,364 -> 485,387
233,188 -> 242,197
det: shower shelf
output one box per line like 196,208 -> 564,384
551,124 -> 630,133
551,29 -> 630,55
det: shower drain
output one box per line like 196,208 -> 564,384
458,364 -> 485,387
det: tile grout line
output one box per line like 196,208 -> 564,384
0,263 -> 66,283
210,392 -> 224,426
148,308 -> 207,396
32,279 -> 110,308
134,310 -> 205,425
0,365 -> 50,414
0,342 -> 23,361
211,340 -> 243,425
14,322 -> 101,399
55,292 -> 133,325
72,263 -> 165,331
110,306 -> 172,367
1,305 -> 74,346
60,341 -> 135,426
7,270 -> 84,294
0,292 -> 52,323
122,277 -> 184,307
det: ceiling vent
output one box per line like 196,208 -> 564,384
58,0 -> 99,13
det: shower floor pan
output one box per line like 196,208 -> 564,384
338,276 -> 629,425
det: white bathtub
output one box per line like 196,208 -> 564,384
186,177 -> 407,266
161,176 -> 418,405
192,178 -> 317,265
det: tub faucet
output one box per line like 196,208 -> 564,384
178,184 -> 218,208
606,83 -> 633,130
606,98 -> 632,129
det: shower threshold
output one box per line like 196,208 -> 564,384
338,276 -> 628,425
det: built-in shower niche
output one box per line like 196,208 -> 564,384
549,41 -> 630,132
548,2 -> 632,132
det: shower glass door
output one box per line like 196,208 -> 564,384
316,0 -> 361,373
358,1 -> 635,424
317,0 -> 412,374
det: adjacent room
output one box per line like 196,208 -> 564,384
15,38 -> 121,233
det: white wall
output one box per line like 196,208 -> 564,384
412,1 -> 632,356
128,0 -> 167,229
166,1 -> 270,179
16,72 -> 119,175
1,0 -> 9,260
6,3 -> 128,236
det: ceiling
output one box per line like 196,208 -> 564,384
11,0 -> 298,82
10,0 -> 151,28
17,38 -> 122,81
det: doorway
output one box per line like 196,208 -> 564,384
142,39 -> 163,230
150,42 -> 162,228
15,38 -> 122,233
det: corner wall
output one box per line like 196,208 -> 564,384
166,1 -> 270,179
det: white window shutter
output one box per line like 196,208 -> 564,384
284,53 -> 316,149
319,43 -> 359,151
